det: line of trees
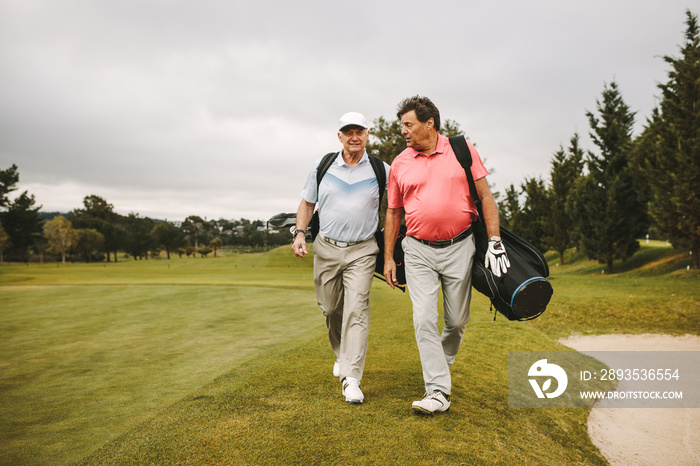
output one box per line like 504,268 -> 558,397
502,80 -> 649,273
0,181 -> 290,263
367,10 -> 698,273
513,11 -> 699,272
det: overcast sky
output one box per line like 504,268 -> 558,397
0,1 -> 693,222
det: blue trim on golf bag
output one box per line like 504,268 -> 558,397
510,276 -> 548,309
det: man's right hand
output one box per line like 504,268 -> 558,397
291,200 -> 314,257
384,258 -> 397,289
292,234 -> 307,257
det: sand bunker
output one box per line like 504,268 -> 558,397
558,334 -> 700,465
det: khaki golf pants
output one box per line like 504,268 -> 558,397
402,234 -> 476,395
313,234 -> 378,382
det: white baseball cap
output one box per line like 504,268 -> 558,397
338,112 -> 368,131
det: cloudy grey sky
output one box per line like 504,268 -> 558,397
0,1 -> 693,222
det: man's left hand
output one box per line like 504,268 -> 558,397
485,239 -> 510,277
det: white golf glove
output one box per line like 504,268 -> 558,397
485,238 -> 510,277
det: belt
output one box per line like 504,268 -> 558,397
412,225 -> 473,248
321,235 -> 366,248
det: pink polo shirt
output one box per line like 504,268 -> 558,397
387,135 -> 488,241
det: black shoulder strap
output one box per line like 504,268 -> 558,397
368,155 -> 386,205
316,152 -> 386,207
316,152 -> 338,188
449,136 -> 482,218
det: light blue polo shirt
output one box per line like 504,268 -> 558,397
301,150 -> 390,242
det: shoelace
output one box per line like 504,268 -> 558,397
344,379 -> 359,389
423,390 -> 450,402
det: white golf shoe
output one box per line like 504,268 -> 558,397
342,377 -> 364,404
333,359 -> 340,378
411,390 -> 450,414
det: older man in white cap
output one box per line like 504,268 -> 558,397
292,112 -> 389,404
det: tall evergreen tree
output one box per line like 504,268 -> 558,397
544,134 -> 584,264
0,191 -> 43,261
518,177 -> 550,253
635,10 -> 700,268
568,81 -> 644,273
629,109 -> 659,234
0,222 -> 10,262
0,164 -> 19,208
498,184 -> 521,230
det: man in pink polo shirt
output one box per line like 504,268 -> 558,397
383,95 -> 509,414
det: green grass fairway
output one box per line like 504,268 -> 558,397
0,249 -> 320,464
1,244 -> 697,464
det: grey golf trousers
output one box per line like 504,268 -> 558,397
403,234 -> 476,395
313,234 -> 379,382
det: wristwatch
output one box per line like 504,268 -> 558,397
293,229 -> 306,237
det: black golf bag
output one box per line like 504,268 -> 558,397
471,224 -> 552,320
450,136 -> 553,321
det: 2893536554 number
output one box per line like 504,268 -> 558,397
600,368 -> 680,381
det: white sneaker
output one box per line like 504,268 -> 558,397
333,359 -> 340,378
411,390 -> 450,414
342,377 -> 364,404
